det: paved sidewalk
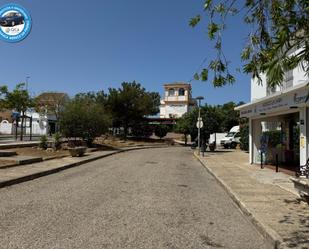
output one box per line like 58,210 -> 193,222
195,150 -> 309,249
0,145 -> 167,188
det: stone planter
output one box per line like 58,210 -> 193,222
68,146 -> 87,157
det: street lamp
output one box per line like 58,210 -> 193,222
196,96 -> 204,155
26,76 -> 30,90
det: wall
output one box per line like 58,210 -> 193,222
165,104 -> 188,118
0,120 -> 12,134
251,75 -> 267,101
250,47 -> 308,101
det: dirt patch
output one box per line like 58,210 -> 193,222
8,147 -> 70,160
94,136 -> 168,149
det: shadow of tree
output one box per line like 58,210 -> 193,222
278,198 -> 309,248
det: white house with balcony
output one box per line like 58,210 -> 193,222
236,48 -> 309,176
160,83 -> 197,118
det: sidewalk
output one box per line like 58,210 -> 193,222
0,145 -> 167,188
195,150 -> 309,249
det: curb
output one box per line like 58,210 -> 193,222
0,145 -> 169,189
194,152 -> 285,249
0,142 -> 40,149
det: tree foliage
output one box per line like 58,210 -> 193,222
0,83 -> 34,140
154,125 -> 169,139
240,120 -> 249,151
0,83 -> 34,113
191,0 -> 309,87
107,81 -> 160,138
218,101 -> 243,131
175,104 -> 224,142
59,92 -> 111,146
175,101 -> 242,142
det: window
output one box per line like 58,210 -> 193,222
178,88 -> 185,96
168,88 -> 175,96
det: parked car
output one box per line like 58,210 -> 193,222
0,12 -> 24,27
220,125 -> 241,149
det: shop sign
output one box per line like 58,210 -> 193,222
239,87 -> 309,118
294,93 -> 307,105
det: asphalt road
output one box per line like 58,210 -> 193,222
0,147 -> 271,249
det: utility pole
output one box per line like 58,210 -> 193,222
196,96 -> 204,155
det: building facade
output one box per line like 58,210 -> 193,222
160,83 -> 196,118
236,49 -> 308,175
0,92 -> 68,136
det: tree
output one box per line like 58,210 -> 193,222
190,0 -> 309,87
218,101 -> 243,132
107,81 -> 160,139
174,113 -> 194,145
175,104 -> 223,143
35,92 -> 69,132
240,119 -> 249,151
0,83 -> 34,140
199,104 -> 223,141
154,125 -> 169,139
59,92 -> 111,147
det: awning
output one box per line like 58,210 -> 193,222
235,82 -> 309,118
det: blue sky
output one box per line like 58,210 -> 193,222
0,0 -> 251,105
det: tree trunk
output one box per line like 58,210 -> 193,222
184,134 -> 187,145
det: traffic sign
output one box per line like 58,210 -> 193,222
196,120 -> 203,128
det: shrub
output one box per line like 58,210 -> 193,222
131,123 -> 153,138
53,132 -> 61,150
39,135 -> 48,150
240,123 -> 249,151
154,125 -> 169,139
59,97 -> 111,147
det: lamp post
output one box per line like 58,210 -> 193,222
26,76 -> 30,90
196,96 -> 204,155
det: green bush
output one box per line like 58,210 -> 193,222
39,135 -> 48,150
59,97 -> 111,147
154,125 -> 169,139
131,123 -> 153,138
53,132 -> 61,150
240,123 -> 249,151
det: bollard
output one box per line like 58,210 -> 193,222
260,151 -> 264,169
276,154 -> 279,172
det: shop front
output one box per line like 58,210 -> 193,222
236,83 -> 309,176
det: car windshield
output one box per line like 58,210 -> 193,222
226,132 -> 236,137
6,12 -> 20,17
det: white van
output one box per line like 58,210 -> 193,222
220,125 -> 240,149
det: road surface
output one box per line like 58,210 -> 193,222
0,147 -> 271,249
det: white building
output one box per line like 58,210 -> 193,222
236,48 -> 309,176
0,92 -> 68,136
160,83 -> 197,118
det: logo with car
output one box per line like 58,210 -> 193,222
0,3 -> 32,43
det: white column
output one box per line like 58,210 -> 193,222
299,107 -> 307,169
249,118 -> 253,164
252,119 -> 262,164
